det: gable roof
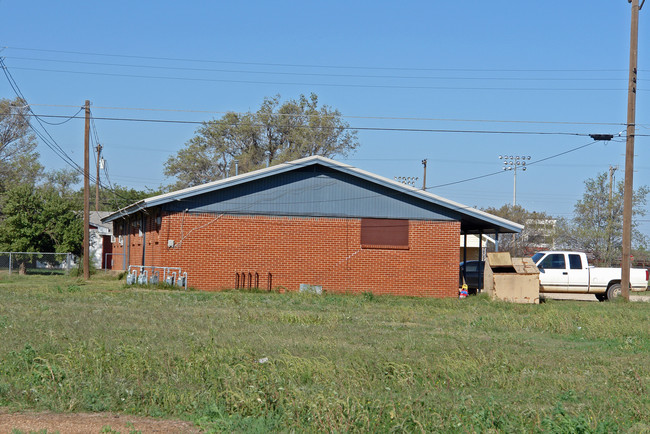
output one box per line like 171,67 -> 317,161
90,211 -> 113,232
102,156 -> 522,234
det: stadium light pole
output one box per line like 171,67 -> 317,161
499,155 -> 531,207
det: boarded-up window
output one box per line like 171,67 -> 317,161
361,218 -> 409,249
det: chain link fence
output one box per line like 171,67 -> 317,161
0,252 -> 74,275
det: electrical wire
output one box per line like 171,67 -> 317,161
3,56 -> 153,202
3,55 -> 638,82
16,103 -> 650,132
149,139 -> 601,217
9,66 -> 639,92
11,112 -> 629,137
0,58 -> 92,182
2,65 -> 645,218
27,106 -> 84,125
428,140 -> 601,189
24,103 -> 645,128
89,110 -> 100,193
88,108 -> 160,209
3,46 -> 643,73
1,57 -> 645,218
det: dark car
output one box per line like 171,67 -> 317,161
459,260 -> 485,293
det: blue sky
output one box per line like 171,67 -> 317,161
1,1 -> 649,238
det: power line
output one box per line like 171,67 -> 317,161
4,46 -> 646,73
0,58 -> 93,182
4,55 -> 640,82
428,140 -> 602,189
88,108 -> 157,208
8,66 -> 641,92
106,139 -> 610,212
27,106 -> 84,125
26,103 -> 643,128
12,112 -> 638,138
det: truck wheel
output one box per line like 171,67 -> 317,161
606,283 -> 621,301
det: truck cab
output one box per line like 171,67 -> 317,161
532,252 -> 589,292
532,250 -> 649,301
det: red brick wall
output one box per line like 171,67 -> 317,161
110,212 -> 460,298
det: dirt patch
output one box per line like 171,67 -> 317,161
0,410 -> 201,433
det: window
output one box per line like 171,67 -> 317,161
540,254 -> 566,270
569,254 -> 583,270
361,219 -> 409,249
532,252 -> 544,264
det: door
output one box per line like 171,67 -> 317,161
538,253 -> 569,292
567,253 -> 589,292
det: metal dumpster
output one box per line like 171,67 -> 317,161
484,252 -> 540,304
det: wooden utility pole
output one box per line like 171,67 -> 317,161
606,165 -> 619,263
83,100 -> 90,280
621,0 -> 641,300
609,165 -> 618,201
95,143 -> 102,212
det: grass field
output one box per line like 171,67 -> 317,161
1,274 -> 649,432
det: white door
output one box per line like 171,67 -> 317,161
538,253 -> 569,292
567,253 -> 589,292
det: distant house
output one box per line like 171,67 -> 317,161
89,211 -> 114,269
102,156 -> 521,297
521,218 -> 558,253
459,234 -> 495,262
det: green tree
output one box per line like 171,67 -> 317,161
559,171 -> 649,266
162,112 -> 245,188
0,97 -> 43,192
68,183 -> 167,211
98,184 -> 167,211
165,93 -> 359,189
483,204 -> 559,256
46,168 -> 81,199
0,184 -> 83,273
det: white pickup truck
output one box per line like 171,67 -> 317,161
532,251 -> 649,301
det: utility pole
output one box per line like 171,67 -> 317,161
621,0 -> 642,300
421,159 -> 427,190
95,143 -> 102,212
609,165 -> 618,202
83,100 -> 90,280
607,165 -> 619,264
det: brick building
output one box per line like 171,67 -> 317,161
102,156 -> 521,297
